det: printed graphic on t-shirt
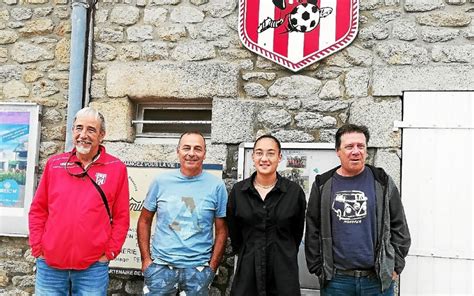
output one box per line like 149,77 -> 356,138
332,190 -> 367,223
169,196 -> 202,239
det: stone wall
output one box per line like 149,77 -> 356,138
0,0 -> 473,295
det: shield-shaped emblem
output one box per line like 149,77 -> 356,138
239,0 -> 359,72
95,173 -> 107,186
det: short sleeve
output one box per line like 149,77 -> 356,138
143,177 -> 159,212
215,181 -> 228,218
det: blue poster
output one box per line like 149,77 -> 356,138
0,111 -> 29,208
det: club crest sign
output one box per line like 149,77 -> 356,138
238,0 -> 359,72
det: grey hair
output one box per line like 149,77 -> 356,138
73,107 -> 106,132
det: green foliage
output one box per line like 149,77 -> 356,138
0,172 -> 26,185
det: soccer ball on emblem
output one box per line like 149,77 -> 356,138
288,3 -> 332,33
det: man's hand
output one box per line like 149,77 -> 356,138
392,271 -> 398,280
209,262 -> 218,273
142,257 -> 153,273
98,255 -> 109,262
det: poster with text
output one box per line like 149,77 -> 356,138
240,143 -> 340,198
0,104 -> 41,236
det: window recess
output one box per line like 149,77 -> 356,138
133,100 -> 212,138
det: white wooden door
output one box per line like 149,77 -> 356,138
400,92 -> 474,295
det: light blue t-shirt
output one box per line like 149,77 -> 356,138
143,170 -> 227,267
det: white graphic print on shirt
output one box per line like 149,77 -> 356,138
331,190 -> 367,224
169,196 -> 202,240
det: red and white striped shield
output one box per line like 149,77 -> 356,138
239,0 -> 359,72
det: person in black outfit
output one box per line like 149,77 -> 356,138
227,135 -> 307,296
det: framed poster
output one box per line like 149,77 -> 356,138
109,161 -> 224,275
238,142 -> 340,291
0,103 -> 41,236
238,142 -> 339,196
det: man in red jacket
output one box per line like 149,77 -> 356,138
29,107 -> 130,295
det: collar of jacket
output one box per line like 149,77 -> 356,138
316,164 -> 389,187
240,171 -> 288,193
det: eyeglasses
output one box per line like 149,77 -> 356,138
253,150 -> 278,159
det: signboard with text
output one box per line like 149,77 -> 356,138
0,103 -> 41,236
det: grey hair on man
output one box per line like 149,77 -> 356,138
73,107 -> 106,133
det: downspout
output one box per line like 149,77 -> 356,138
83,0 -> 96,107
65,0 -> 95,151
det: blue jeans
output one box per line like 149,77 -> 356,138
143,263 -> 215,296
322,274 -> 394,296
35,258 -> 109,296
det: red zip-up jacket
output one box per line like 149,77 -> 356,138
28,146 -> 130,270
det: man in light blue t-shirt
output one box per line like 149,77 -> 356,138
137,131 -> 228,296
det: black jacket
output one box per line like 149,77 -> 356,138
305,165 -> 411,291
227,173 -> 307,296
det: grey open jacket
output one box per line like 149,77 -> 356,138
305,165 -> 411,292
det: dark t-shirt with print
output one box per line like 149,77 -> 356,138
331,167 -> 376,270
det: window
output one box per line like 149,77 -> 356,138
133,99 -> 212,139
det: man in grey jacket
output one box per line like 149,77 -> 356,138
305,124 -> 411,295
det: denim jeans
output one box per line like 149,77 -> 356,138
35,258 -> 109,296
322,274 -> 394,296
143,263 -> 215,296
